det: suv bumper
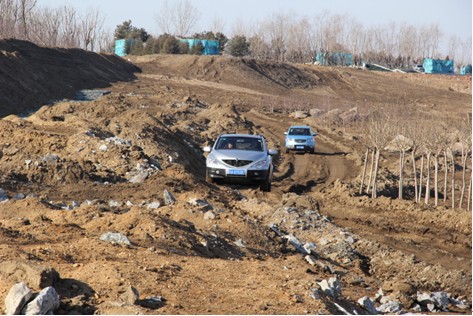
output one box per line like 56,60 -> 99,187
207,168 -> 269,180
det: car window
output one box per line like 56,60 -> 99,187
288,128 -> 311,136
216,137 -> 263,151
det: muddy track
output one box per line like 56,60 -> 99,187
238,107 -> 471,273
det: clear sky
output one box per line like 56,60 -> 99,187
38,0 -> 472,51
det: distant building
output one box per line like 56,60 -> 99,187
180,39 -> 219,55
423,58 -> 454,74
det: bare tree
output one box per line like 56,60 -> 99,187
154,0 -> 200,37
79,8 -> 104,51
367,113 -> 393,198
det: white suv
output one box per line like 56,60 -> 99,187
284,126 -> 317,154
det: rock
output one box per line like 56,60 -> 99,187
120,286 -> 140,305
234,239 -> 245,248
0,188 -> 9,201
305,255 -> 317,266
376,301 -> 402,314
203,210 -> 216,220
22,286 -> 60,315
163,190 -> 175,205
99,144 -> 108,151
108,200 -> 121,207
285,234 -> 309,255
303,242 -> 316,254
147,201 -> 161,209
100,232 -> 131,246
289,111 -> 309,119
129,170 -> 149,183
357,296 -> 377,314
12,193 -> 25,200
4,282 -> 33,315
139,296 -> 164,309
430,291 -> 450,310
0,262 -> 59,289
317,276 -> 341,298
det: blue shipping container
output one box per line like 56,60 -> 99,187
423,59 -> 454,74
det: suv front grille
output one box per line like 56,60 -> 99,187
295,139 -> 306,143
222,159 -> 252,167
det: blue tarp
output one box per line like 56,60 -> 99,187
315,52 -> 353,66
180,39 -> 219,55
460,64 -> 472,75
423,58 -> 454,74
114,39 -> 136,56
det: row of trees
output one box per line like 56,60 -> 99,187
359,113 -> 472,210
0,0 -> 111,51
1,0 -> 471,70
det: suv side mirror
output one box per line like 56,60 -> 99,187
284,132 -> 288,135
268,149 -> 278,156
312,132 -> 318,136
203,146 -> 212,152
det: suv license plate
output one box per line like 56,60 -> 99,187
228,169 -> 245,176
296,146 -> 304,149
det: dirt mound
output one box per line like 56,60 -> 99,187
0,39 -> 140,117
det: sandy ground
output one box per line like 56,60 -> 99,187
0,41 -> 471,314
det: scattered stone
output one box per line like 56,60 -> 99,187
139,296 -> 165,309
305,255 -> 317,266
22,286 -> 60,315
109,200 -> 121,207
42,154 -> 59,163
317,276 -> 341,298
431,291 -> 449,310
0,188 -> 9,201
12,193 -> 25,200
203,210 -> 216,220
163,190 -> 175,205
234,239 -> 246,248
285,234 -> 309,255
120,286 -> 140,305
99,144 -> 108,151
303,242 -> 316,254
100,232 -> 131,246
147,201 -> 161,209
357,296 -> 377,314
376,301 -> 402,314
4,282 -> 33,315
129,170 -> 149,183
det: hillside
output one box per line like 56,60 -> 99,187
0,42 -> 471,315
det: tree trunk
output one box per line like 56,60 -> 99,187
434,155 -> 439,207
372,148 -> 380,199
443,150 -> 448,203
411,150 -> 418,203
459,153 -> 468,208
468,168 -> 472,211
367,149 -> 375,195
360,148 -> 369,195
424,153 -> 431,204
418,155 -> 424,203
398,150 -> 405,199
451,149 -> 456,209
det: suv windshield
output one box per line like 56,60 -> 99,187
216,136 -> 263,151
288,128 -> 311,136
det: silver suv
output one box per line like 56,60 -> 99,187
203,134 -> 278,191
284,125 -> 317,154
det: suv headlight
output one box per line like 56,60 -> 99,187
207,155 -> 221,168
251,158 -> 268,169
307,138 -> 314,143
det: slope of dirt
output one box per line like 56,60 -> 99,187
0,39 -> 140,117
0,47 -> 471,315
